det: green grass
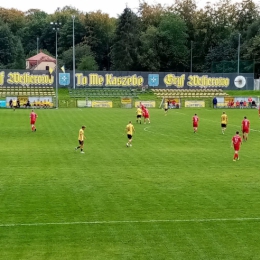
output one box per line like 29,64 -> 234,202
1,107 -> 260,259
225,90 -> 260,96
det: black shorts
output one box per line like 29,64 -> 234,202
165,108 -> 168,111
78,140 -> 84,145
137,115 -> 141,118
127,134 -> 132,139
221,124 -> 227,128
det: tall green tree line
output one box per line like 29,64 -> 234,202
0,0 -> 259,73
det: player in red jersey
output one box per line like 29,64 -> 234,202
30,109 -> 38,132
143,107 -> 150,124
231,131 -> 242,161
241,116 -> 250,141
258,105 -> 260,118
140,102 -> 145,111
192,114 -> 199,133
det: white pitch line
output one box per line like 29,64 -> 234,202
0,217 -> 260,228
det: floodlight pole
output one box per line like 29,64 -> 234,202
51,22 -> 62,109
72,15 -> 76,89
238,33 -> 241,75
190,41 -> 193,73
37,37 -> 39,53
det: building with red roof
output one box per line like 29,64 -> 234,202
26,50 -> 56,71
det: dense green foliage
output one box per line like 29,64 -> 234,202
0,108 -> 260,259
0,0 -> 260,73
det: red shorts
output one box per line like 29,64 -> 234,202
193,123 -> 198,127
31,120 -> 36,125
144,114 -> 149,118
233,145 -> 240,151
243,128 -> 249,133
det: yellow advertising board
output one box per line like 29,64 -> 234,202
92,100 -> 113,108
135,101 -> 156,108
185,100 -> 205,108
121,97 -> 132,104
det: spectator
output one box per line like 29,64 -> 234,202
252,100 -> 256,108
9,99 -> 13,108
25,100 -> 31,108
13,99 -> 17,110
236,100 -> 240,108
243,101 -> 247,108
17,99 -> 20,108
248,97 -> 252,108
227,101 -> 231,108
240,100 -> 243,109
213,97 -> 218,108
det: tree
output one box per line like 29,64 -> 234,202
20,10 -> 49,55
0,7 -> 26,34
0,23 -> 16,68
138,26 -> 160,71
138,1 -> 167,29
51,6 -> 84,25
192,1 -> 231,72
157,13 -> 188,71
234,0 -> 259,33
84,11 -> 116,70
111,8 -> 141,71
12,38 -> 25,69
204,33 -> 240,72
61,43 -> 96,70
78,56 -> 98,70
59,16 -> 86,52
174,0 -> 197,41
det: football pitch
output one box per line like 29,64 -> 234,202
1,107 -> 260,260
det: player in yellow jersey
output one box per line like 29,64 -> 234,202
126,121 -> 135,147
75,126 -> 86,153
136,106 -> 142,124
221,112 -> 228,134
13,99 -> 17,111
164,101 -> 168,115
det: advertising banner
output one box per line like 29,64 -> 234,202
121,97 -> 132,104
0,100 -> 6,107
92,100 -> 112,108
0,69 -> 255,90
0,70 -> 54,86
77,100 -> 92,108
135,101 -> 156,108
185,100 -> 205,108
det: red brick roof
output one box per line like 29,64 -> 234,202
26,50 -> 56,67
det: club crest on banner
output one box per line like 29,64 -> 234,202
148,74 -> 159,87
59,73 -> 70,86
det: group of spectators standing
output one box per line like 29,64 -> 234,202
213,97 -> 256,109
9,99 -> 31,109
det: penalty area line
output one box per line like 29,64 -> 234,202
0,217 -> 260,228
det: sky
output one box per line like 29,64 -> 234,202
0,0 -> 242,17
